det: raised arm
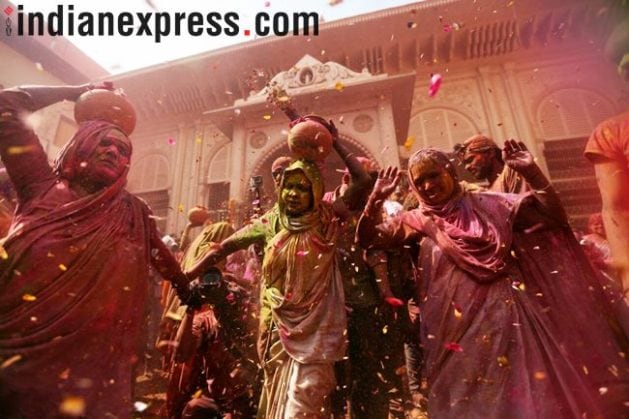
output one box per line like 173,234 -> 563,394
150,225 -> 192,303
0,84 -> 108,202
331,123 -> 373,210
185,219 -> 270,279
12,84 -> 95,111
269,89 -> 371,209
502,140 -> 568,226
356,166 -> 400,249
365,250 -> 404,307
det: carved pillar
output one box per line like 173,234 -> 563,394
229,125 -> 247,203
376,96 -> 402,168
167,123 -> 191,234
188,121 -> 205,209
502,62 -> 549,174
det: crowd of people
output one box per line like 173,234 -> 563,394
0,17 -> 627,419
155,126 -> 629,419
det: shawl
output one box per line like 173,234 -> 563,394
261,160 -> 346,363
0,119 -> 156,417
180,221 -> 235,271
403,148 -> 524,282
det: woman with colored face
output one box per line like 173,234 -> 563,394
254,159 -> 349,418
57,126 -> 133,195
79,129 -> 132,190
408,157 -> 457,205
280,170 -> 313,216
357,148 -> 628,419
0,85 -> 191,417
189,159 -> 368,419
187,116 -> 372,418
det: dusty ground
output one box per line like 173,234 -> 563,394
130,347 -> 428,418
132,351 -> 170,418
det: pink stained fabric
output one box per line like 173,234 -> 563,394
405,149 -> 519,282
366,148 -> 628,418
373,191 -> 628,418
0,90 -> 184,417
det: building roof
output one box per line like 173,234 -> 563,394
107,0 -> 619,128
1,0 -> 109,84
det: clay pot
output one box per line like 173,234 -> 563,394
287,119 -> 333,162
187,206 -> 209,226
74,89 -> 137,135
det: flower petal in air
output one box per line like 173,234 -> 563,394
428,73 -> 443,97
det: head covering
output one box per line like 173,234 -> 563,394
455,135 -> 503,165
409,148 -> 458,180
278,160 -> 324,231
271,156 -> 293,174
407,148 -> 462,214
180,221 -> 235,271
461,135 -> 499,154
403,148 -> 523,281
54,120 -> 130,182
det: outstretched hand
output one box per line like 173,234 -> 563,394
266,84 -> 300,120
74,81 -> 115,100
371,166 -> 402,203
502,139 -> 534,173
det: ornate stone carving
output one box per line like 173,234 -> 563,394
352,114 -> 375,133
252,55 -> 372,97
249,131 -> 269,149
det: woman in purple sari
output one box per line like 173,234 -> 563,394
357,143 -> 627,418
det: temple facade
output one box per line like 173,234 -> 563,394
1,0 -> 625,233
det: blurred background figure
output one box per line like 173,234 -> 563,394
584,16 -> 629,301
455,135 -> 530,193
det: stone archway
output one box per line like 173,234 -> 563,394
202,54 -> 414,224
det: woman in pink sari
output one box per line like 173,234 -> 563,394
0,85 -> 192,418
357,144 -> 627,418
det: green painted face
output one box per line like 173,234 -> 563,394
281,171 -> 313,216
